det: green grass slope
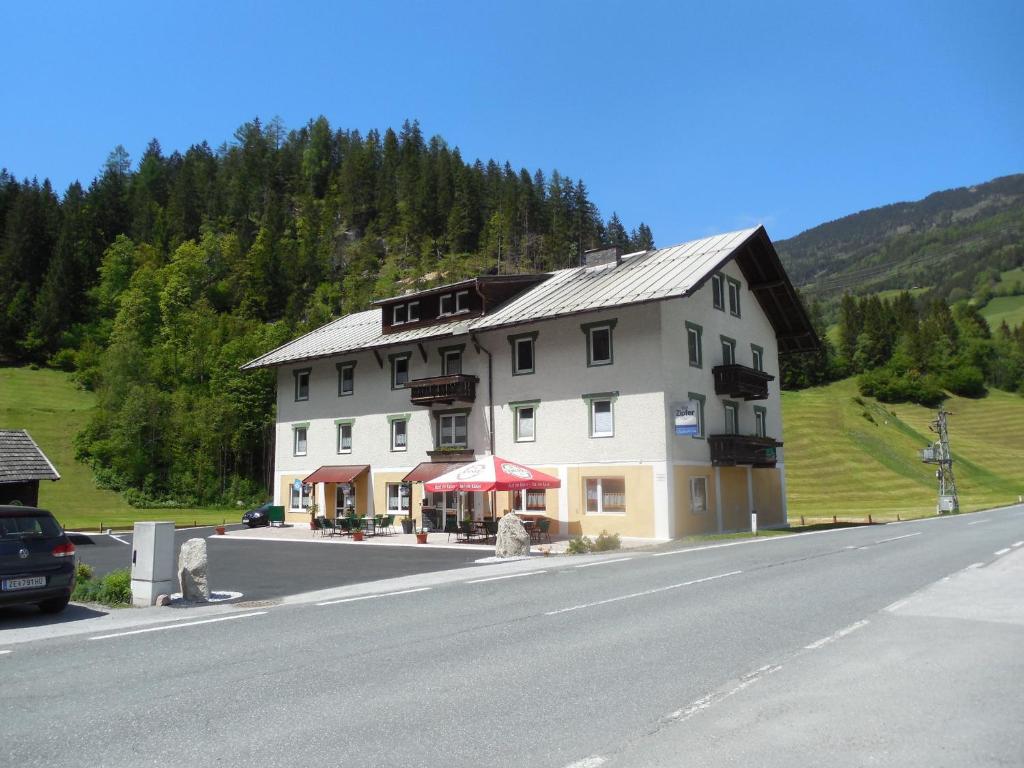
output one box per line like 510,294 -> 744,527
0,367 -> 230,530
782,378 -> 1024,521
979,295 -> 1024,330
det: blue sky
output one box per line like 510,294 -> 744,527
2,0 -> 1021,243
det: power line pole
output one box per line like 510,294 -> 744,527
920,408 -> 959,514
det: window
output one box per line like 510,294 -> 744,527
721,336 -> 736,365
392,304 -> 407,325
337,362 -> 355,397
724,401 -> 739,435
585,477 -> 626,515
389,417 -> 408,451
687,392 -> 706,439
455,290 -> 470,313
590,399 -> 614,438
512,489 -> 546,512
690,476 -> 708,514
711,274 -> 725,310
293,368 -> 311,401
390,353 -> 410,389
439,294 -> 454,316
511,401 -> 539,443
686,322 -> 703,368
441,348 -> 462,375
508,332 -> 538,375
387,482 -> 411,513
438,412 -> 468,448
293,424 -> 308,456
289,482 -> 312,510
581,319 -> 617,367
751,345 -> 764,372
727,277 -> 742,317
754,406 -> 767,438
336,420 -> 353,453
407,301 -> 420,322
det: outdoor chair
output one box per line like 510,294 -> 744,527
384,514 -> 396,535
337,518 -> 352,535
483,520 -> 499,544
315,517 -> 330,537
535,518 -> 551,544
444,519 -> 460,541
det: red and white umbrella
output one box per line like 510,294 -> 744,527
424,455 -> 560,493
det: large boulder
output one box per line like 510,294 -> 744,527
495,514 -> 531,558
178,538 -> 210,602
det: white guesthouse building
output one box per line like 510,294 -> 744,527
242,226 -> 818,539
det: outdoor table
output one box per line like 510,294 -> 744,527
361,516 -> 376,536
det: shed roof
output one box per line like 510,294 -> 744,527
0,430 -> 61,484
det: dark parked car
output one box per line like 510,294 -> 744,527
0,505 -> 76,614
242,501 -> 274,528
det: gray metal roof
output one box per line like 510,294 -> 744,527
0,430 -> 60,483
242,227 -> 764,370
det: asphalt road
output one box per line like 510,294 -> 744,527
2,504 -> 1023,767
66,525 -> 487,601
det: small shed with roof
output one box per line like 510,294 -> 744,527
0,429 -> 61,506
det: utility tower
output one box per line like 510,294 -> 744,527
920,409 -> 959,514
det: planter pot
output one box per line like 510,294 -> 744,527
353,531 -> 364,542
401,519 -> 415,534
215,525 -> 226,536
416,532 -> 429,544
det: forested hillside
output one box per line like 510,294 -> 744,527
0,116 -> 653,506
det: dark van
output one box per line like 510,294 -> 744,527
0,506 -> 76,614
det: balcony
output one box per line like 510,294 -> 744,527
407,374 -> 478,406
708,434 -> 782,468
712,364 -> 774,401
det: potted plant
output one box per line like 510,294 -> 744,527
402,511 -> 415,534
351,516 -> 364,541
415,527 -> 429,544
308,500 -> 320,531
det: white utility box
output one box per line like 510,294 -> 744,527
130,521 -> 176,607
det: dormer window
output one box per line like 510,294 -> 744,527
392,304 -> 407,325
407,301 -> 420,322
455,290 -> 470,313
439,294 -> 454,317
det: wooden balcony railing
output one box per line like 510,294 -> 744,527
712,364 -> 774,401
407,374 -> 478,406
708,434 -> 782,467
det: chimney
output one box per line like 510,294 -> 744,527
582,245 -> 623,268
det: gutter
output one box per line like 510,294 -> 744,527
469,332 -> 495,456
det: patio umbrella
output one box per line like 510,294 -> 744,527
423,455 -> 560,493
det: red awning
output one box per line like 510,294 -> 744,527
302,465 -> 370,484
402,461 -> 472,483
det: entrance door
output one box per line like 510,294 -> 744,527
335,483 -> 356,517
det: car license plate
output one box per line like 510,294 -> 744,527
2,576 -> 47,591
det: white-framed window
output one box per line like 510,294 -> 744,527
392,304 -> 407,325
514,405 -> 536,443
727,277 -> 741,317
585,477 -> 626,515
289,482 -> 312,510
512,488 -> 546,513
294,368 -> 310,401
724,402 -> 739,435
686,323 -> 702,368
293,425 -> 308,456
455,290 -> 470,313
438,412 -> 468,448
721,337 -> 736,365
390,418 -> 408,451
442,349 -> 462,375
711,273 -> 725,311
407,301 -> 420,322
590,398 -> 614,438
751,345 -> 764,372
687,393 -> 706,439
690,476 -> 708,514
391,354 -> 410,389
337,362 -> 355,397
510,334 -> 536,375
387,482 -> 411,513
439,294 -> 454,316
754,407 -> 767,438
337,422 -> 353,453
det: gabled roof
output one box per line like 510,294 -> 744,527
241,225 -> 818,370
0,430 -> 61,484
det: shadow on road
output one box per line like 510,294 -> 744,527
0,602 -> 110,630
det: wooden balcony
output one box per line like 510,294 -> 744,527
712,364 -> 774,401
708,434 -> 782,468
407,374 -> 478,406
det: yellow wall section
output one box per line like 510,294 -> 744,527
566,465 -> 655,538
496,467 -> 561,534
752,468 -> 783,526
719,467 -> 749,531
673,466 -> 717,536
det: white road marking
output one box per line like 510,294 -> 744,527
108,534 -> 131,545
804,619 -> 870,650
885,599 -> 908,612
89,611 -> 267,640
967,519 -> 989,526
967,562 -> 985,569
562,757 -> 607,768
994,548 -> 1011,556
651,526 -> 863,558
875,532 -> 922,544
1012,541 -> 1023,548
545,570 -> 742,616
317,587 -> 430,606
466,571 -> 547,584
575,557 -> 633,569
663,663 -> 781,725
0,650 -> 11,655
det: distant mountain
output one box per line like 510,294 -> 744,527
776,174 -> 1024,303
